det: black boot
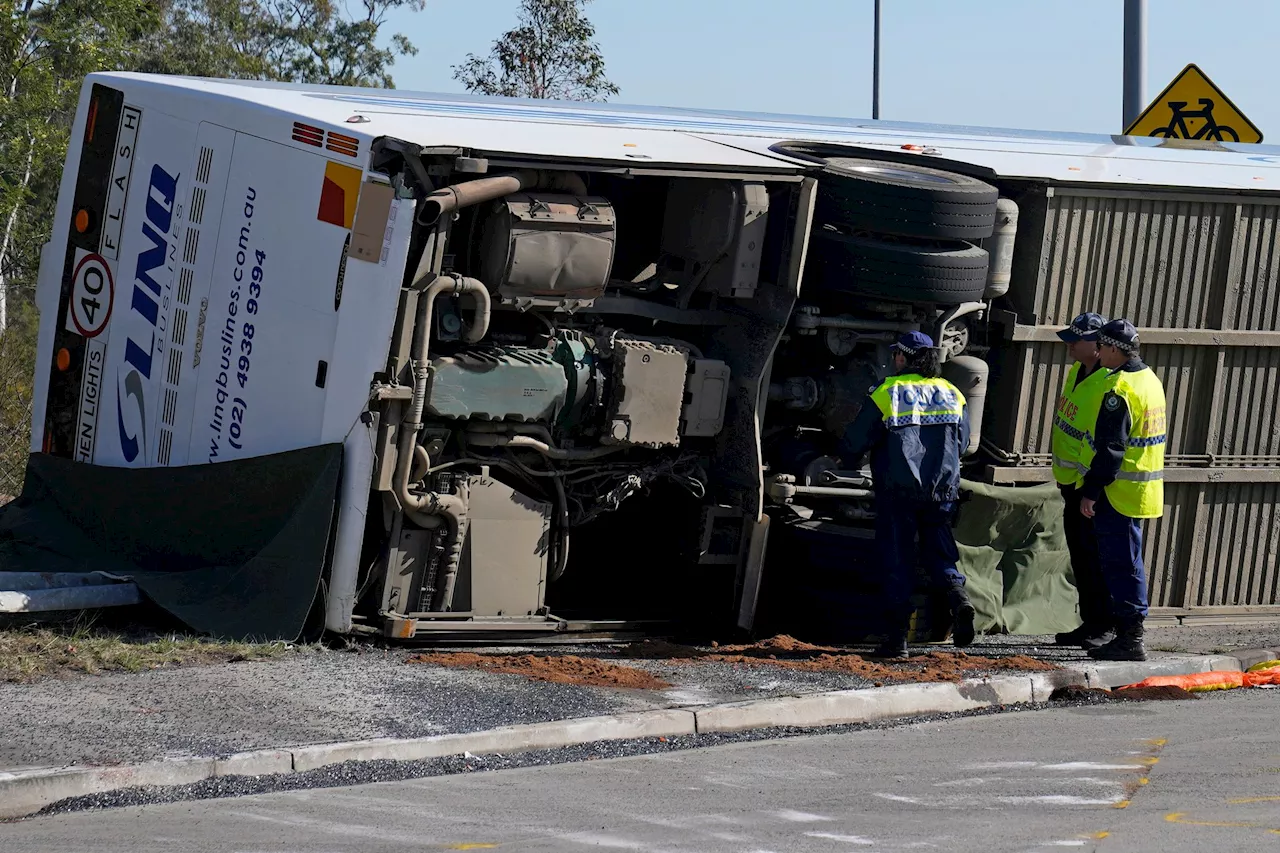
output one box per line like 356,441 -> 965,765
1088,620 -> 1146,662
947,581 -> 976,648
1055,623 -> 1114,650
873,632 -> 909,659
873,615 -> 910,659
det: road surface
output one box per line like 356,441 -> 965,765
3,691 -> 1277,852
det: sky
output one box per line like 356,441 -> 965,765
380,0 -> 1280,138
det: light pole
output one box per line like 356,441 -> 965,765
872,0 -> 882,120
1122,0 -> 1146,129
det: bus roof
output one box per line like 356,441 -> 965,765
97,72 -> 1280,192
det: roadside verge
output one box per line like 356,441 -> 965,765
3,650 -> 1270,821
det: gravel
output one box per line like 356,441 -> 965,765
6,624 -> 1275,773
0,646 -> 650,770
966,623 -> 1280,657
23,704 -> 1034,818
25,686 -> 1228,820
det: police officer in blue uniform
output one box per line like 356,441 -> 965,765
1077,319 -> 1167,662
1051,312 -> 1115,650
838,331 -> 974,659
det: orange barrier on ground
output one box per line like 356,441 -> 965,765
1244,669 -> 1280,686
1118,671 -> 1245,692
1119,660 -> 1280,692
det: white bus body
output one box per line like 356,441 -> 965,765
31,73 -> 1280,640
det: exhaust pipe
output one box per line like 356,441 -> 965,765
416,169 -> 589,226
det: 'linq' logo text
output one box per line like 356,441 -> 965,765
115,164 -> 178,463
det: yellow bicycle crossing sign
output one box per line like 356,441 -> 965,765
1124,63 -> 1262,143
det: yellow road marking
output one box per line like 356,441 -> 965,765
1165,812 -> 1253,828
1228,796 -> 1280,804
444,845 -> 499,850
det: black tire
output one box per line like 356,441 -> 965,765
814,157 -> 1000,241
807,231 -> 989,305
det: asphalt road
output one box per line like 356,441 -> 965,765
3,691 -> 1278,853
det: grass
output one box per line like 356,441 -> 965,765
0,613 -> 298,683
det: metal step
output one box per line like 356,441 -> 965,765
0,572 -> 141,613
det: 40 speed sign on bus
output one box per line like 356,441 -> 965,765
65,249 -> 115,338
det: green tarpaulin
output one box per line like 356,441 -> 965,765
955,478 -> 1080,635
755,477 -> 1084,643
0,445 -> 343,641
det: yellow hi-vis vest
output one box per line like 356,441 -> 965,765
870,374 -> 967,428
1051,362 -> 1111,487
1077,366 -> 1166,519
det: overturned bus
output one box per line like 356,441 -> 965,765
12,72 -> 1280,641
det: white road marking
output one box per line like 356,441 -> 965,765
803,831 -> 876,844
995,795 -> 1124,806
557,832 -> 652,850
1041,762 -> 1145,771
774,809 -> 835,822
966,761 -> 1040,770
934,776 -> 999,787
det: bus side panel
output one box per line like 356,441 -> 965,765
185,132 -> 352,464
318,186 -> 414,443
160,123 -> 236,467
34,84 -> 197,468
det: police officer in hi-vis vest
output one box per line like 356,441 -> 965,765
1050,312 -> 1115,650
839,331 -> 975,659
1077,319 -> 1167,662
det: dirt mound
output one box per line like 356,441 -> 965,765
620,636 -> 1056,684
408,636 -> 1058,691
407,652 -> 670,690
622,635 -> 835,661
1050,683 -> 1197,703
1114,684 -> 1197,701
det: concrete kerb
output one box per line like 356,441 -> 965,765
0,757 -> 215,822
290,708 -> 698,772
1079,652 -> 1247,689
0,651 -> 1265,821
691,673 -> 1042,734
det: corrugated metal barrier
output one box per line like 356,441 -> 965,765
984,184 -> 1280,618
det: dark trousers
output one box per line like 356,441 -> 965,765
876,498 -> 966,626
1094,492 -> 1150,622
1060,485 -> 1113,630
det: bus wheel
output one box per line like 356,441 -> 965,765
806,230 -> 989,305
812,157 -> 999,241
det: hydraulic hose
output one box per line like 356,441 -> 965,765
463,432 -> 625,461
392,274 -> 491,609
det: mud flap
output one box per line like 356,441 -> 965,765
735,514 -> 771,631
0,444 -> 342,641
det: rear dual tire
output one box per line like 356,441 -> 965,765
782,146 -> 1000,305
814,157 -> 999,242
806,230 -> 990,304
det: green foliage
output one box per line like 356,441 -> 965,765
454,0 -> 618,102
0,302 -> 36,496
137,0 -> 425,87
0,0 -> 423,493
264,0 -> 425,88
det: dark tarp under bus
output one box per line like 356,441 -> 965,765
0,444 -> 342,641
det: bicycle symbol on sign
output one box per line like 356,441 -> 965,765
1150,98 -> 1240,142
